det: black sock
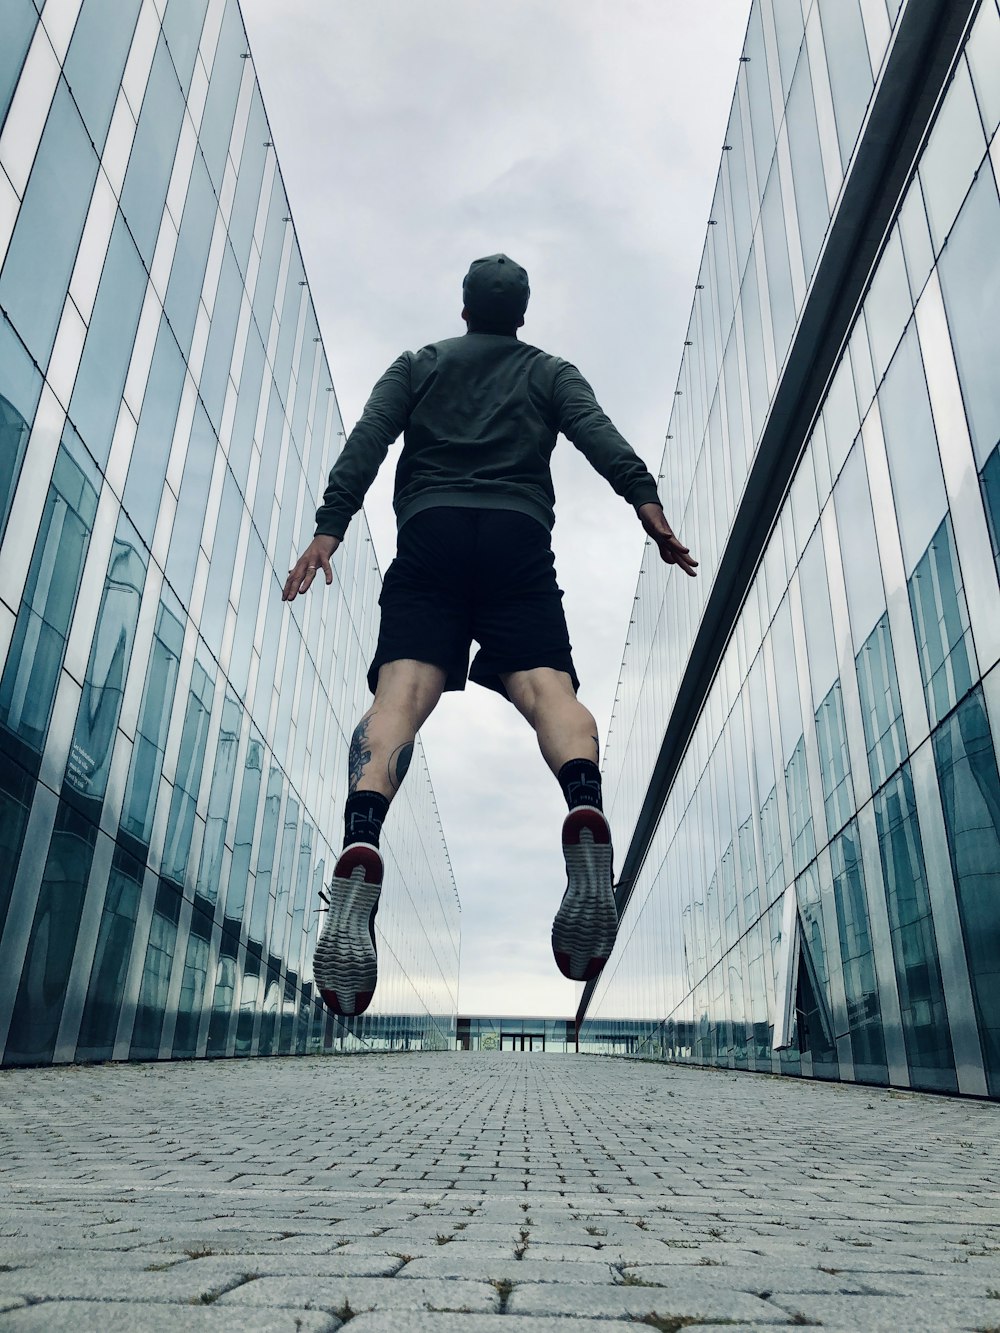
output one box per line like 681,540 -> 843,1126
557,758 -> 603,811
344,790 -> 390,848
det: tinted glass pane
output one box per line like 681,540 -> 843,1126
161,0 -> 210,91
0,85 -> 99,366
874,765 -> 956,1089
63,0 -> 142,153
122,317 -> 187,543
199,246 -> 242,432
771,0 -> 805,96
160,658 -> 214,884
0,1 -> 38,133
195,692 -> 241,905
864,229 -> 911,384
0,314 -> 43,539
822,352 -> 860,480
172,905 -> 212,1057
76,844 -> 144,1060
121,597 -> 185,845
878,322 -> 946,575
908,516 -> 975,727
227,89 -> 268,269
0,433 -> 100,753
65,519 -> 148,809
166,402 -> 216,602
760,164 -> 796,367
744,5 -> 775,191
786,46 -> 830,278
130,878 -> 181,1057
817,0 -> 873,169
937,164 -> 1000,471
0,760 -> 34,939
198,0 -> 245,190
830,822 -> 887,1075
741,252 -> 769,442
164,155 -> 216,356
919,61 -> 986,253
224,735 -> 263,921
933,689 -> 1000,1095
967,0 -> 1000,138
5,801 -> 98,1064
119,34 -> 186,265
726,97 -> 754,280
69,215 -> 147,468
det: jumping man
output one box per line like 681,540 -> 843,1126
282,255 -> 697,1017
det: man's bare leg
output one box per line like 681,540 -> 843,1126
502,667 -> 617,982
501,667 -> 599,775
315,659 -> 445,1018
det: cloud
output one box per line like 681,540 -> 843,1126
242,0 -> 749,1015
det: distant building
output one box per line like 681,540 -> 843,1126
0,0 -> 460,1065
580,0 -> 1000,1097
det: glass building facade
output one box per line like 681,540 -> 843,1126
580,0 -> 1000,1097
0,0 -> 460,1065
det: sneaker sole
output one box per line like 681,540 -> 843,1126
552,807 -> 617,982
313,843 -> 382,1017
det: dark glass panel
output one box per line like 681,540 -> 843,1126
933,689 -> 1000,1095
64,518 -> 148,811
830,822 -> 887,1077
130,877 -> 181,1058
247,763 -> 282,948
0,431 -> 100,754
0,758 -> 34,939
160,658 -> 214,885
172,904 -> 213,1057
0,84 -> 99,367
874,765 -> 957,1089
194,692 -> 241,907
5,801 -> 98,1064
224,735 -> 263,922
120,596 -> 185,846
75,844 -> 144,1060
907,516 -> 975,727
0,313 -> 42,540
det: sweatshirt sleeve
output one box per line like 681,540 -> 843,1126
551,360 -> 661,511
314,353 -> 413,539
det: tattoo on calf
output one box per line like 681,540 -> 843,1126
592,734 -> 600,762
348,716 -> 373,791
388,741 -> 413,791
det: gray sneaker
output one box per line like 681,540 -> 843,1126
313,843 -> 382,1016
551,806 -> 617,982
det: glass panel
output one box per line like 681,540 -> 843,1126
130,877 -> 181,1058
0,432 -> 100,754
744,5 -> 776,191
0,85 -> 100,367
771,0 -> 805,96
919,60 -> 987,253
161,0 -> 210,91
0,313 -> 43,540
5,800 -> 98,1065
199,467 -> 241,656
119,34 -> 186,265
198,0 -> 245,192
224,734 -> 263,923
937,163 -> 1000,471
0,761 -> 34,938
172,906 -> 212,1057
773,599 -> 814,875
822,352 -> 859,481
786,44 -> 831,279
122,316 -> 187,544
830,821 -> 887,1076
933,688 -> 1000,1095
65,517 -> 148,809
726,96 -> 754,280
907,515 -> 975,728
194,692 -> 241,906
75,844 -> 144,1060
160,657 -> 214,884
897,178 -> 934,303
199,246 -> 242,432
740,250 -> 769,442
0,1 -> 38,133
165,402 -> 215,603
863,228 -> 911,384
121,596 -> 185,846
164,155 -> 216,356
63,0 -> 142,154
874,765 -> 957,1089
967,0 -> 1000,139
817,0 -> 873,169
795,863 -> 837,1066
227,89 -> 268,269
70,218 -> 147,469
760,163 -> 796,367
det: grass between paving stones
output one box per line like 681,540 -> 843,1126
490,1277 -> 514,1313
638,1318 -> 741,1331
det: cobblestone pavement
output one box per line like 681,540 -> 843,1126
0,1052 -> 998,1331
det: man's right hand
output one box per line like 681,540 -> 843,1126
637,503 -> 698,576
282,534 -> 340,602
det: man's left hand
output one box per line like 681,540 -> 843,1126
637,503 -> 698,576
282,534 -> 339,602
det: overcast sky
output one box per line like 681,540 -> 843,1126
240,0 -> 749,1017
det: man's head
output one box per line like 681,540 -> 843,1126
462,254 -> 530,334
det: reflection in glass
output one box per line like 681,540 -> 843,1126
0,435 -> 100,754
160,659 -> 215,885
76,846 -> 144,1060
908,516 -> 975,728
173,907 -> 212,1057
195,693 -> 241,906
121,598 -> 184,846
0,315 -> 42,539
65,519 -> 148,807
933,690 -> 1000,1095
874,766 -> 956,1089
830,822 -> 887,1076
130,878 -> 181,1058
122,317 -> 186,544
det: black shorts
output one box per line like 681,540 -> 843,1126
368,507 -> 579,698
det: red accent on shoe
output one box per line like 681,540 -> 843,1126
561,806 -> 611,847
319,987 -> 376,1018
333,843 -> 383,885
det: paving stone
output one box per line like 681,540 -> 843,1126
506,1276 -> 789,1320
770,1292 -> 1000,1328
0,1306 -> 339,1331
215,1275 -> 500,1312
0,1266 -> 257,1305
346,1316 -> 642,1332
397,1255 -> 617,1283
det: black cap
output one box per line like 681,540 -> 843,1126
462,254 -> 530,329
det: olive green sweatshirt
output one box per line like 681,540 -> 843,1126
314,331 -> 661,540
